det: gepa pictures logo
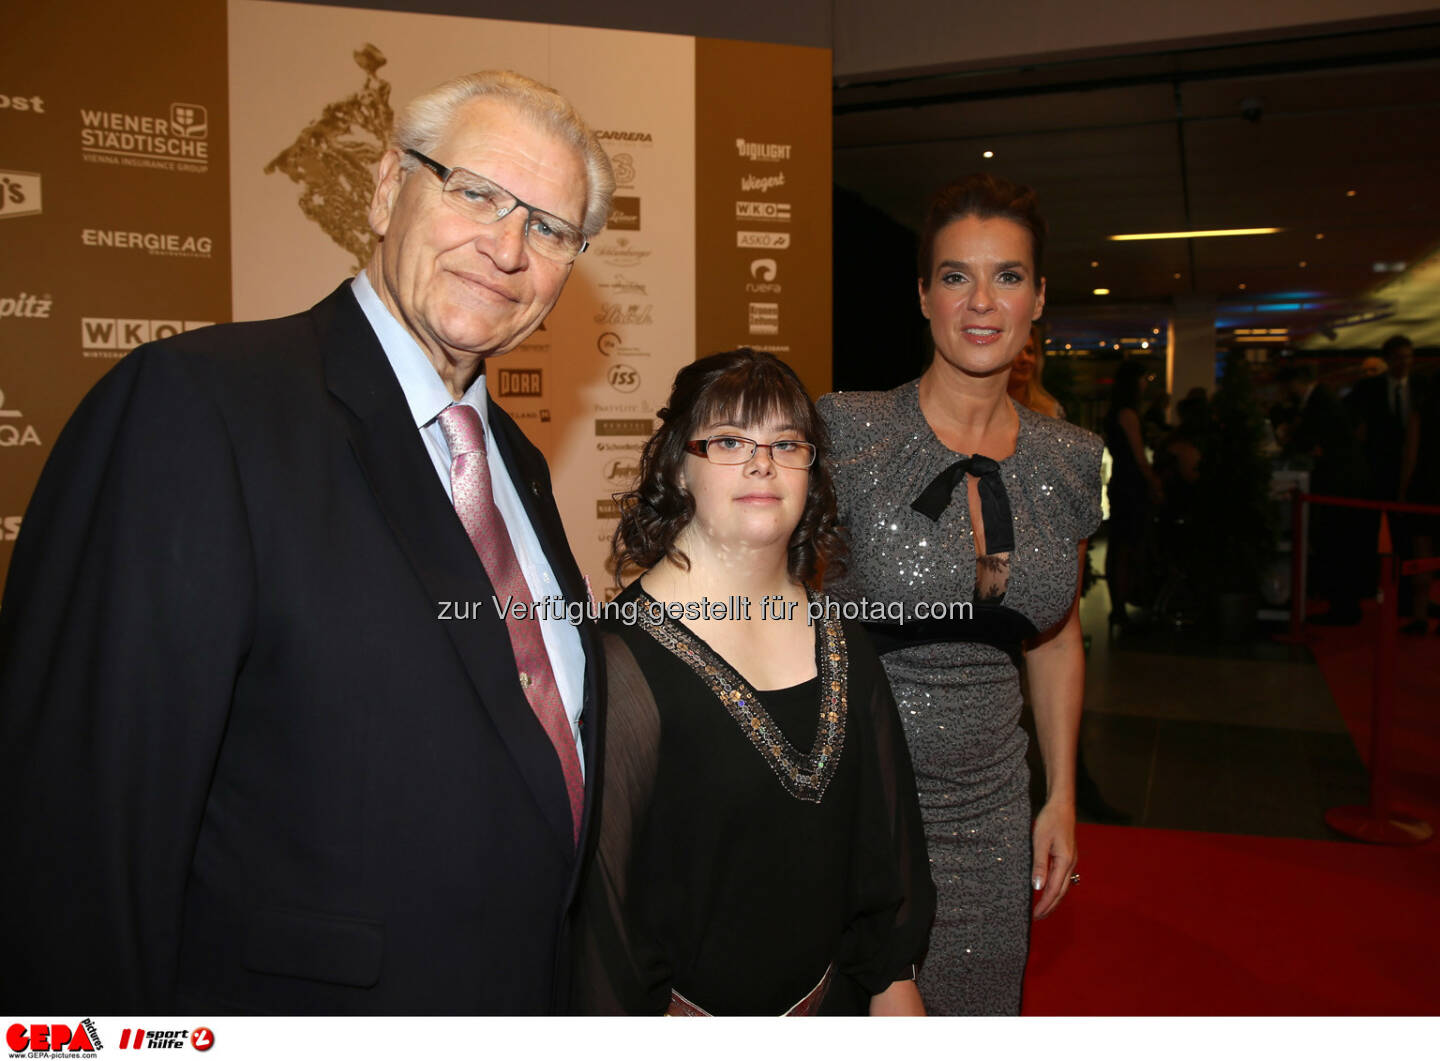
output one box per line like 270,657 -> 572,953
6,1020 -> 102,1055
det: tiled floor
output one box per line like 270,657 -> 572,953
1024,540 -> 1370,841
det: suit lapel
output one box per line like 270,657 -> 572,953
313,284 -> 575,855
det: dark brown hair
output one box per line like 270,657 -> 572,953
610,349 -> 846,585
917,173 -> 1047,288
1382,334 -> 1413,357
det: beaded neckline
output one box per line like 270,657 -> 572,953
634,588 -> 849,803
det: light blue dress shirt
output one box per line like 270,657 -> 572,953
351,272 -> 585,772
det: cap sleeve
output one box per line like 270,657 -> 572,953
1073,429 -> 1104,541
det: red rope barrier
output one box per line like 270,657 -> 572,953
1402,556 -> 1440,576
1297,493 -> 1440,516
1322,512 -> 1434,845
1280,492 -> 1440,639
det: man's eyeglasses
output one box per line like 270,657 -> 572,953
404,148 -> 588,263
683,435 -> 817,469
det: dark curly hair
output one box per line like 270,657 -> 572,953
917,173 -> 1047,288
610,348 -> 846,585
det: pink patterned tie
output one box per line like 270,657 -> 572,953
438,403 -> 583,846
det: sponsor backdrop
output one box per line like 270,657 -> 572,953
0,0 -> 231,593
0,0 -> 829,596
695,37 -> 832,401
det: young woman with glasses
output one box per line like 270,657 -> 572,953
573,349 -> 934,1016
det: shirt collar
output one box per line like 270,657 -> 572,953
351,271 -> 488,428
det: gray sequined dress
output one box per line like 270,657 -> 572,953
817,382 -> 1102,1015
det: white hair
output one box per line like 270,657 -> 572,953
392,69 -> 615,238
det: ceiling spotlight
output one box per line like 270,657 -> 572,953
1090,260 -> 1099,268
1108,228 -> 1281,241
1299,260 -> 1308,268
1152,328 -> 1161,335
1141,341 -> 1149,349
982,149 -> 994,159
1064,344 -> 1072,350
1173,272 -> 1182,279
1315,233 -> 1325,240
1346,190 -> 1357,197
1093,288 -> 1110,296
1238,283 -> 1247,290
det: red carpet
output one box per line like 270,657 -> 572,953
1022,601 -> 1440,1015
1022,823 -> 1440,1015
1306,600 -> 1440,826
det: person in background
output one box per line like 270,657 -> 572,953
819,174 -> 1101,1014
1349,335 -> 1418,503
1007,324 -> 1063,418
1156,392 -> 1208,524
1401,377 -> 1440,635
1010,328 -> 1130,827
1348,335 -> 1423,608
1103,359 -> 1164,630
575,349 -> 935,1016
1141,389 -> 1172,449
1278,363 -> 1368,625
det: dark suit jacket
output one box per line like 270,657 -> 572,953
1290,383 -> 1365,497
1347,374 -> 1421,499
0,283 -> 604,1014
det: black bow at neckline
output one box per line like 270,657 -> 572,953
910,454 -> 1014,554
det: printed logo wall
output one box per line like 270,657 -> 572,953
1,1 -> 828,600
0,0 -> 232,596
227,0 -> 699,591
695,38 -> 832,402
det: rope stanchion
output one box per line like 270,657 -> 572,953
1275,489 -> 1314,645
1324,512 -> 1434,846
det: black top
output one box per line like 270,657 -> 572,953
1409,382 -> 1440,507
573,582 -> 935,1015
1103,408 -> 1146,509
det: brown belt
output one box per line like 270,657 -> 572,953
665,963 -> 833,1017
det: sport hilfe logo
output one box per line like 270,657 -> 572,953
115,1027 -> 213,1051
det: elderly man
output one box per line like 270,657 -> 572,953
0,71 -> 613,1014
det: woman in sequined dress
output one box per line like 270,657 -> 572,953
573,350 -> 935,1016
818,175 -> 1102,1015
